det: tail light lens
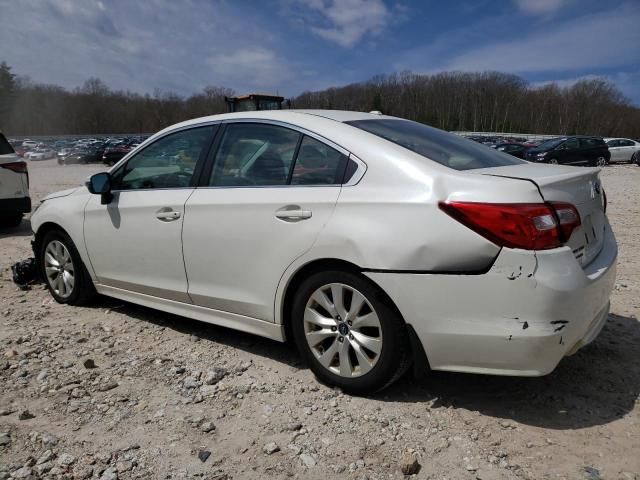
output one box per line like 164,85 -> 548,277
439,201 -> 581,250
0,161 -> 28,174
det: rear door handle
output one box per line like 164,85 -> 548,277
275,209 -> 312,221
156,210 -> 181,221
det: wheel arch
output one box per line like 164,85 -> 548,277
278,257 -> 430,377
33,221 -> 71,255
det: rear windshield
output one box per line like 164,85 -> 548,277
345,119 -> 524,170
0,134 -> 15,155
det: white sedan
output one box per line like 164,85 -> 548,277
25,147 -> 56,160
604,138 -> 640,163
30,110 -> 617,393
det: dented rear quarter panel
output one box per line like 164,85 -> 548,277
364,219 -> 617,375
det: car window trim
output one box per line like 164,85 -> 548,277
285,134 -> 304,185
110,122 -> 220,193
197,119 -> 364,189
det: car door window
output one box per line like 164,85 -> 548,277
291,136 -> 347,185
210,123 -> 300,186
607,140 -> 620,148
114,126 -> 213,190
620,140 -> 633,147
561,138 -> 578,150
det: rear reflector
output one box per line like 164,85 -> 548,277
439,201 -> 581,250
0,161 -> 28,174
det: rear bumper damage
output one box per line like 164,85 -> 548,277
365,219 -> 617,376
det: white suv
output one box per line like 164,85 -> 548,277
0,132 -> 30,227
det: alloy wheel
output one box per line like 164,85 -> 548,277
303,283 -> 382,378
596,156 -> 607,167
44,240 -> 75,298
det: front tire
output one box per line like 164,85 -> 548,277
39,230 -> 96,305
291,270 -> 410,394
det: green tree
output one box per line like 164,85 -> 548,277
0,61 -> 17,125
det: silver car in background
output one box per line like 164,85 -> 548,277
605,138 -> 640,163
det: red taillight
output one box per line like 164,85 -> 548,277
0,161 -> 28,174
550,202 -> 581,241
439,201 -> 581,250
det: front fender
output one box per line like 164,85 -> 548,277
31,188 -> 95,281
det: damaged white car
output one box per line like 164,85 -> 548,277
30,110 -> 617,393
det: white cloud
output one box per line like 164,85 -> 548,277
0,0 -> 296,95
514,0 -> 572,15
443,4 -> 640,73
291,0 -> 393,47
205,48 -> 293,93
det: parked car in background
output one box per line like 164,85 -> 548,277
0,132 -> 30,227
13,146 -> 28,157
57,148 -> 75,164
604,138 -> 640,164
525,136 -> 610,166
31,111 -> 616,393
62,146 -> 102,165
21,139 -> 38,149
102,141 -> 136,166
25,146 -> 57,160
494,142 -> 530,159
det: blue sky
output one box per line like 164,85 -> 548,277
1,0 -> 639,103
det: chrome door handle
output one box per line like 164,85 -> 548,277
156,210 -> 181,221
275,209 -> 312,220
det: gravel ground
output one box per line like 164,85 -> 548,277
1,159 -> 639,480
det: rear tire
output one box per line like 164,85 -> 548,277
596,156 -> 608,167
291,270 -> 411,394
39,229 -> 96,305
548,158 -> 559,165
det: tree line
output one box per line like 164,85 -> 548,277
1,62 -> 639,138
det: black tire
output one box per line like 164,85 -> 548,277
291,270 -> 411,394
0,213 -> 23,228
39,229 -> 96,305
548,158 -> 559,165
595,156 -> 608,167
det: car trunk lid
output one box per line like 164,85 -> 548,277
474,164 -> 606,267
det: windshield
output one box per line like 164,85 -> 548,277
535,138 -> 564,150
345,119 -> 525,171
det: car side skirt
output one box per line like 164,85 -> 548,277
95,284 -> 286,342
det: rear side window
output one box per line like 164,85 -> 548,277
291,136 -> 347,185
345,119 -> 524,170
0,134 -> 15,155
581,138 -> 601,148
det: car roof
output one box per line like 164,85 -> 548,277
164,109 -> 393,132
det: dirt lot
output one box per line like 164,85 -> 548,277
1,159 -> 639,480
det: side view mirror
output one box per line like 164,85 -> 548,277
87,172 -> 113,204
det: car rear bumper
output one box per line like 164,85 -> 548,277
0,196 -> 31,214
365,219 -> 617,376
